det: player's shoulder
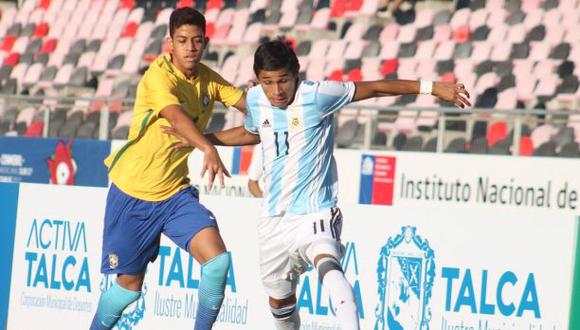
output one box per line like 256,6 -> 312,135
298,80 -> 320,91
247,85 -> 265,104
314,80 -> 355,96
143,56 -> 177,86
299,80 -> 351,93
197,62 -> 222,81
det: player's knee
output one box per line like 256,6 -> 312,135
199,251 -> 231,308
316,256 -> 343,283
270,301 -> 297,321
269,294 -> 296,308
202,251 -> 231,279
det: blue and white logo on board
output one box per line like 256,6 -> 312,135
100,276 -> 146,330
375,226 -> 435,330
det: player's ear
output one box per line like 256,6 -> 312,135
204,36 -> 210,46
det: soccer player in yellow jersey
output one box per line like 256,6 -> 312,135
90,8 -> 246,330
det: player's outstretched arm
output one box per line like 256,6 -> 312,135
205,126 -> 261,146
162,125 -> 260,147
161,104 -> 230,188
224,81 -> 257,114
230,93 -> 247,113
352,80 -> 471,108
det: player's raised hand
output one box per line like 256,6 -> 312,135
200,145 -> 231,189
432,82 -> 471,108
161,125 -> 191,148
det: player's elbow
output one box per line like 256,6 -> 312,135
160,105 -> 185,127
243,130 -> 261,145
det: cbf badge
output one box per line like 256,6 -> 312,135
375,226 -> 435,330
202,94 -> 210,107
109,254 -> 119,269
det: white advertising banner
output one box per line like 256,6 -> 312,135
7,183 -> 106,328
185,146 -> 580,215
351,151 -> 580,215
5,184 -> 578,329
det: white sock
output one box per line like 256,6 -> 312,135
271,304 -> 301,330
322,270 -> 360,330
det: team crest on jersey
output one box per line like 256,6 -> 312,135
202,95 -> 210,107
375,226 -> 435,330
109,254 -> 119,269
290,116 -> 302,130
262,119 -> 271,128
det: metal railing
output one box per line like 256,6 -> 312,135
0,94 -> 578,156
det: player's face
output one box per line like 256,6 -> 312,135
170,24 -> 207,75
257,68 -> 297,108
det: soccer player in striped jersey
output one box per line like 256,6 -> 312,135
165,40 -> 470,329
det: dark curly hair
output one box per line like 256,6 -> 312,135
169,7 -> 206,37
253,38 -> 300,77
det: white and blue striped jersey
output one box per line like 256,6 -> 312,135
245,80 -> 356,217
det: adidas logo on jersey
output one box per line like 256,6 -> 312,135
262,119 -> 271,128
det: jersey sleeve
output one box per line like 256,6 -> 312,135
247,144 -> 263,181
143,70 -> 181,117
209,70 -> 244,107
244,87 -> 260,134
315,81 -> 356,118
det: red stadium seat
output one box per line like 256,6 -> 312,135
120,0 -> 135,10
34,22 -> 49,37
24,121 -> 44,137
328,69 -> 344,81
345,0 -> 363,12
40,38 -> 57,53
487,121 -> 508,147
205,22 -> 215,39
1,35 -> 16,52
331,0 -> 346,18
452,25 -> 471,43
38,0 -> 50,10
4,52 -> 20,66
380,58 -> 399,77
518,136 -> 534,156
347,68 -> 362,82
121,22 -> 138,38
178,0 -> 194,8
206,0 -> 223,10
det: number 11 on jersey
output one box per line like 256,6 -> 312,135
274,131 -> 289,157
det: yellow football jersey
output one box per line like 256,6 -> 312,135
104,54 -> 243,201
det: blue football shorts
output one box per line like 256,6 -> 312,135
100,184 -> 218,274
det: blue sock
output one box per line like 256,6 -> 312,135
89,280 -> 141,330
194,252 -> 231,330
